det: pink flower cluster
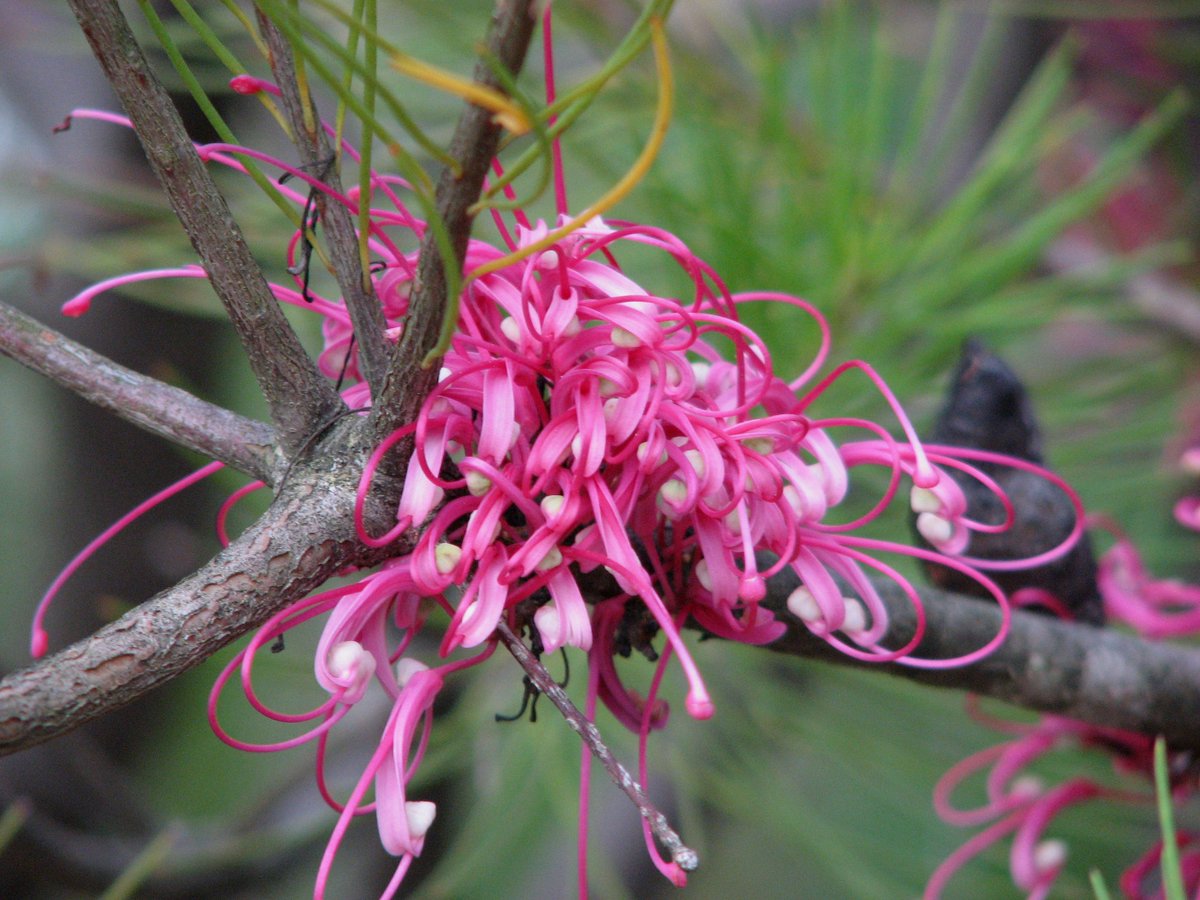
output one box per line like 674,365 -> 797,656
47,104 -> 1066,893
206,158 -> 1082,890
927,707 -> 1156,899
40,30 -> 1088,898
930,516 -> 1200,898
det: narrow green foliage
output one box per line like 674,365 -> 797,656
165,0 -> 248,74
1090,868 -> 1115,900
470,50 -> 554,213
494,0 -> 676,193
917,89 -> 1187,310
1155,737 -> 1188,900
135,0 -> 301,230
253,0 -> 445,181
0,799 -> 29,856
98,826 -> 181,900
632,6 -> 1185,406
215,0 -> 269,57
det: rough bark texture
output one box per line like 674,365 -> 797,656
763,567 -> 1200,750
67,0 -> 344,454
373,0 -> 540,440
256,8 -> 392,396
0,300 -> 277,482
0,418 -> 410,754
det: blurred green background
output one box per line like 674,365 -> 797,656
1,1 -> 1197,897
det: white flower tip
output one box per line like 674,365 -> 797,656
691,361 -> 711,385
910,485 -> 941,515
537,248 -> 560,270
500,316 -> 521,343
536,545 -> 564,572
659,478 -> 688,505
637,441 -> 668,468
1010,775 -> 1044,798
611,326 -> 640,348
1033,839 -> 1067,873
695,559 -> 713,591
405,801 -> 437,840
394,656 -> 429,689
465,470 -> 492,497
328,640 -> 371,678
916,511 -> 954,546
840,597 -> 867,634
745,437 -> 775,455
540,493 -> 565,518
434,542 -> 462,575
683,449 -> 706,478
786,586 -> 821,624
534,604 -> 561,642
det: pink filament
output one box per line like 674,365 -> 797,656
31,460 -> 224,658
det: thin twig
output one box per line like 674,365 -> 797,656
10,532 -> 1200,757
761,566 -> 1200,750
494,621 -> 699,873
371,0 -> 539,442
66,0 -> 344,456
0,300 -> 277,482
0,457 -> 411,756
254,8 -> 391,396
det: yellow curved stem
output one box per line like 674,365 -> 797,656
466,17 -> 673,284
391,53 -> 531,135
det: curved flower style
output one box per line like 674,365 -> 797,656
39,20 -> 1088,898
1175,444 -> 1200,532
1097,522 -> 1200,638
1122,832 -> 1200,899
926,709 -> 1162,900
931,523 -> 1200,900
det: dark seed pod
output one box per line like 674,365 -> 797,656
921,339 -> 1105,626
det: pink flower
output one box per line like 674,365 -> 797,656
43,16 -> 1089,896
1097,525 -> 1200,638
1122,833 -> 1200,899
1175,445 -> 1200,533
928,714 -> 1151,899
